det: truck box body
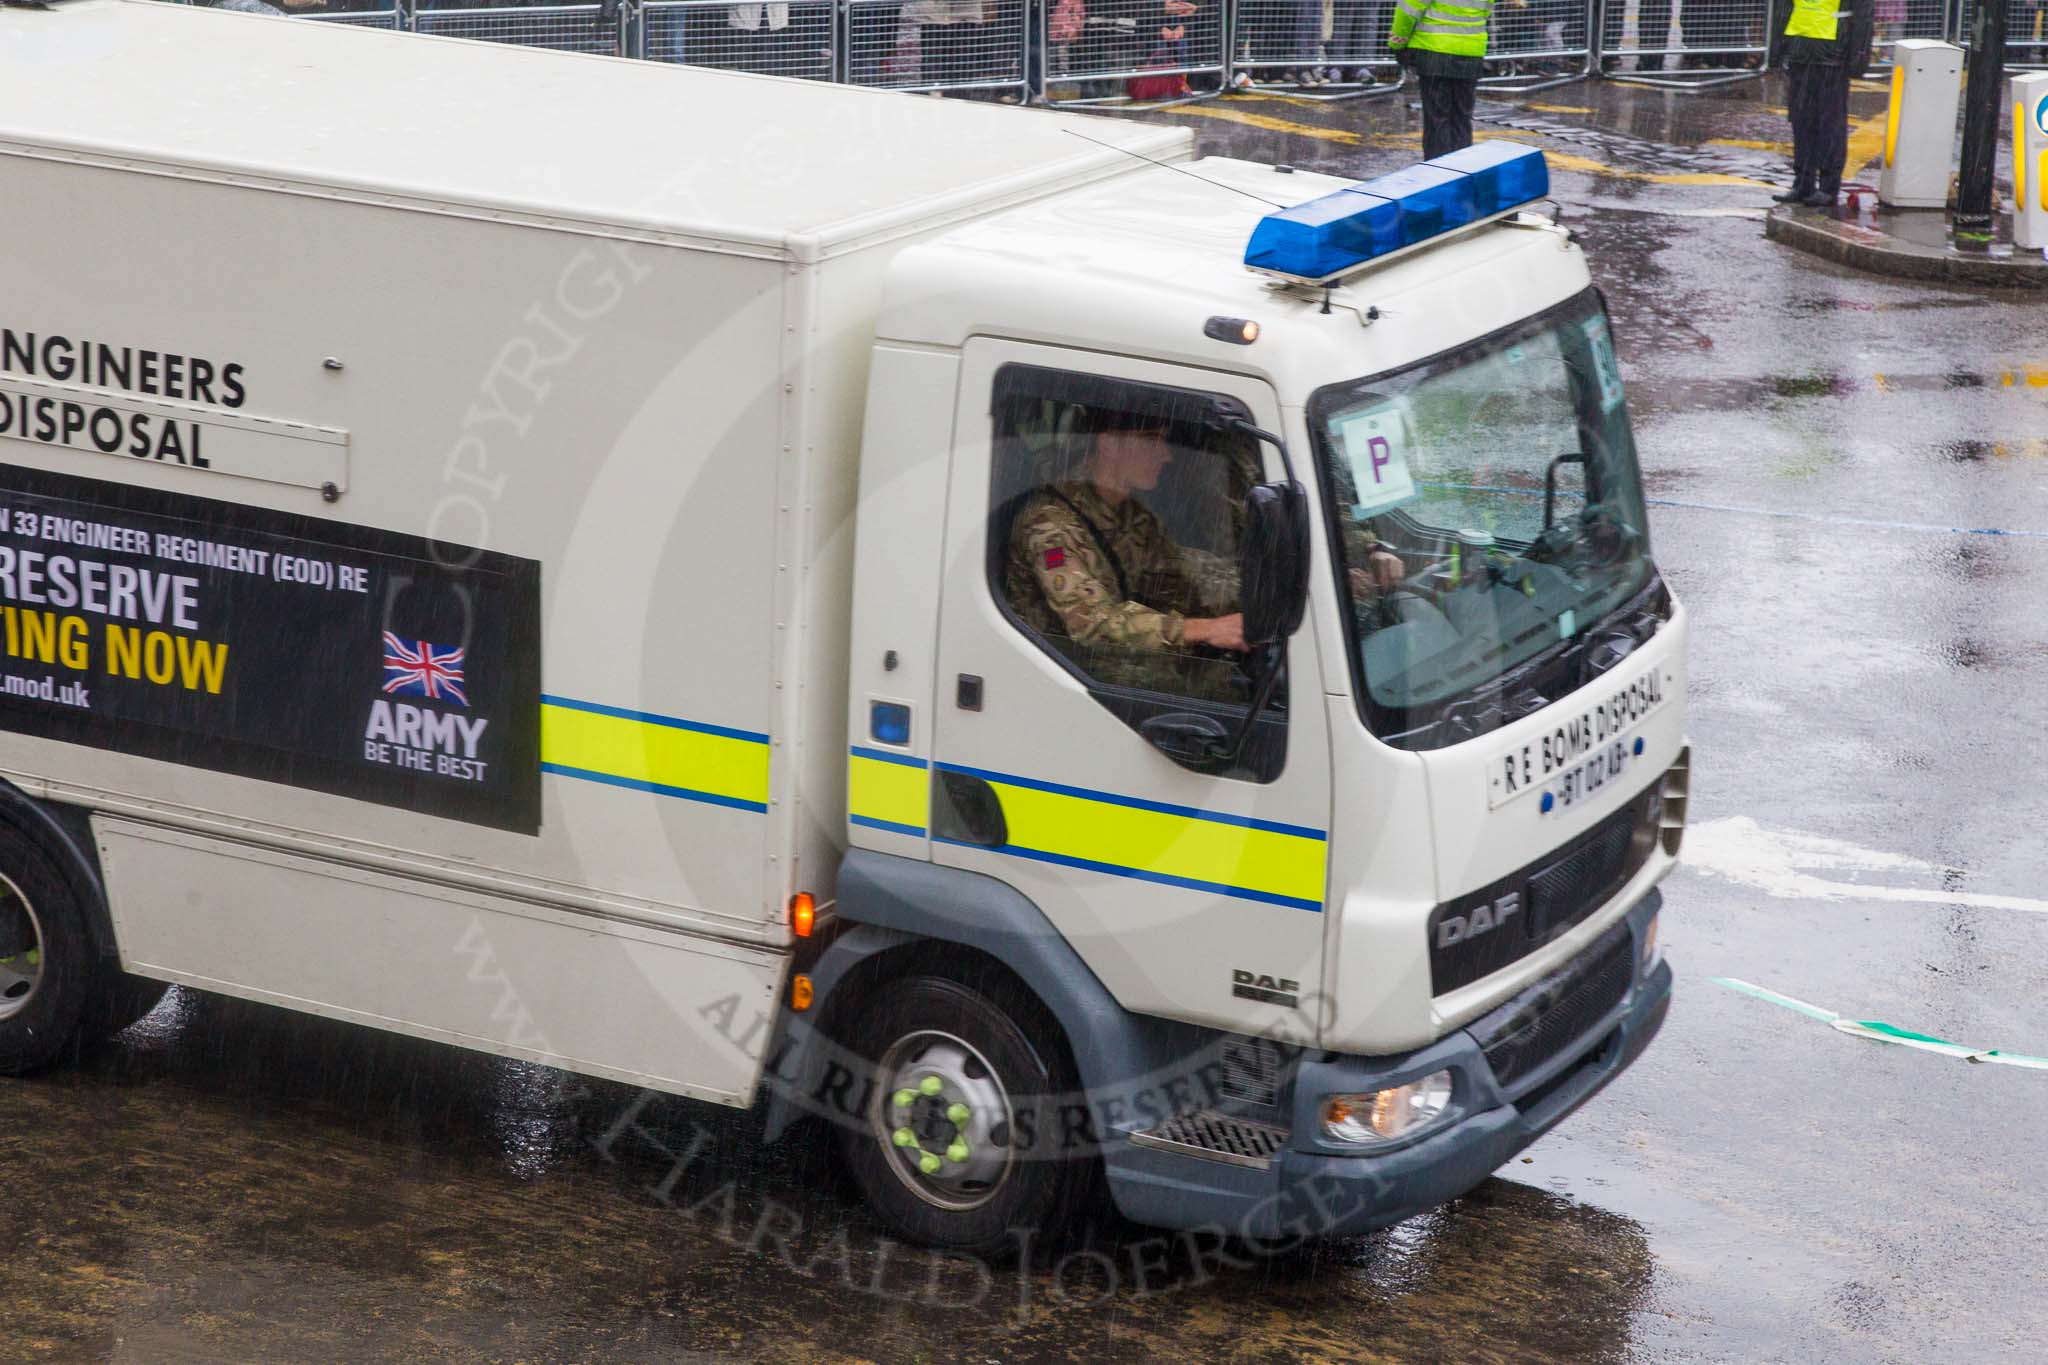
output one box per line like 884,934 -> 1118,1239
0,0 -> 1186,1103
2,2 -> 1684,1246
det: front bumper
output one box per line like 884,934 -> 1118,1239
1102,889 -> 1670,1240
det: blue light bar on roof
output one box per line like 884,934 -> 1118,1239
1243,145 -> 1551,283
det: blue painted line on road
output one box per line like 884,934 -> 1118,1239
1416,482 -> 2048,540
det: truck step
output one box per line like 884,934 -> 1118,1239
1128,1111 -> 1292,1171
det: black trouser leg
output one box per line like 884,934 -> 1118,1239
1420,74 -> 1477,158
1812,62 -> 1850,192
1785,60 -> 1817,187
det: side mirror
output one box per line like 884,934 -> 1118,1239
1240,481 -> 1309,648
1542,451 -> 1586,532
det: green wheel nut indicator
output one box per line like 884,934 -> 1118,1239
892,1127 -> 917,1147
918,1152 -> 943,1175
917,1075 -> 944,1096
945,1141 -> 969,1164
945,1102 -> 970,1124
892,1089 -> 916,1109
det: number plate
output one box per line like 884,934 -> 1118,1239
1488,663 -> 1673,812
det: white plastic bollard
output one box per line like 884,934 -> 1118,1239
2014,73 -> 2048,252
1877,40 -> 1963,210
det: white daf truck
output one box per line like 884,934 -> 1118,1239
0,0 -> 1684,1253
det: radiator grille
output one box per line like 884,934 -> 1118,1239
1526,806 -> 1640,938
1429,786 -> 1657,994
1469,923 -> 1636,1093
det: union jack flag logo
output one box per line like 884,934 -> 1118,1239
382,633 -> 468,707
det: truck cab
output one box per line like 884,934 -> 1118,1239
816,152 -> 1683,1247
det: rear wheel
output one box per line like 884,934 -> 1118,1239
838,974 -> 1092,1258
0,822 -> 105,1075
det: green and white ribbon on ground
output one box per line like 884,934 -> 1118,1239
1715,977 -> 2048,1071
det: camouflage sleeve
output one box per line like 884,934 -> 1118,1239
1014,501 -> 1184,650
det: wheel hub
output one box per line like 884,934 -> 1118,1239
873,1030 -> 1015,1212
0,873 -> 44,1023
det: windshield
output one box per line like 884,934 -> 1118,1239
1309,289 -> 1655,741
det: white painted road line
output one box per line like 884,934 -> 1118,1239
1683,817 -> 2048,917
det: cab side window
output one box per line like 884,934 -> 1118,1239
988,366 -> 1279,723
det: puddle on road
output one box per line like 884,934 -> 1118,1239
1937,437 -> 2048,461
1782,294 -> 1986,315
1627,369 -> 2048,413
3,989 -> 1671,1363
1480,109 -> 1790,180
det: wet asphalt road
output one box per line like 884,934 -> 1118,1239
6,74 -> 2048,1363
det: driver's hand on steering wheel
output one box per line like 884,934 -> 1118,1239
1182,614 -> 1246,652
1348,549 -> 1405,597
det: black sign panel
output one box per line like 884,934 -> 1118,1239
0,464 -> 541,833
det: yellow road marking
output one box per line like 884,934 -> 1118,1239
1846,108 -> 1890,176
1708,137 -> 1795,153
1178,108 -> 1775,188
1179,103 -> 1362,144
1239,92 -> 1348,109
1521,103 -> 1596,114
1499,139 -> 1772,187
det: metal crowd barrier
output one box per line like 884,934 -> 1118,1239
1483,0 -> 1596,90
1223,0 -> 1399,98
1872,0 -> 1958,65
1600,0 -> 1772,86
640,0 -> 837,80
1954,0 -> 2048,67
300,4 -> 405,28
1043,0 -> 1229,106
235,0 -> 2048,97
844,0 -> 1031,97
1222,0 -> 1587,99
412,2 -> 631,55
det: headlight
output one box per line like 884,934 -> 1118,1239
1321,1069 -> 1454,1145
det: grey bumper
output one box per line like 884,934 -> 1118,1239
1103,889 -> 1670,1240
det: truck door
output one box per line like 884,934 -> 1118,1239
931,340 -> 1333,1037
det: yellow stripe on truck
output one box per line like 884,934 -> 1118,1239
541,695 -> 771,813
937,763 -> 1328,912
848,746 -> 930,838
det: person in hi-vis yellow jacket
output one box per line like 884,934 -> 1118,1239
1388,0 -> 1493,159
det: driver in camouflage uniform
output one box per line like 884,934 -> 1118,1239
1006,412 -> 1247,697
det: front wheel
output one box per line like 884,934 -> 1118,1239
837,974 -> 1093,1258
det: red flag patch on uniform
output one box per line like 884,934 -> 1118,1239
1043,548 -> 1066,569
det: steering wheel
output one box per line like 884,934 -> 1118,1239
1371,588 -> 1433,632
